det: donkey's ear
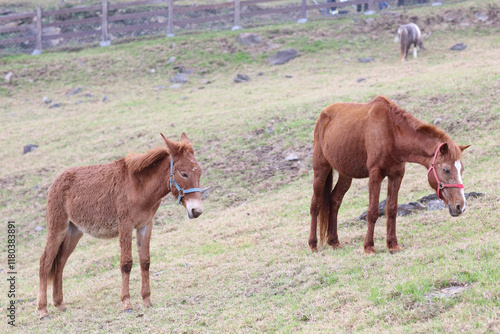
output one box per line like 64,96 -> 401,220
439,143 -> 449,155
160,133 -> 178,155
459,145 -> 471,151
180,132 -> 192,145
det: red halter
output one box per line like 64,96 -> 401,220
427,143 -> 464,199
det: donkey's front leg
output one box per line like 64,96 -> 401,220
137,223 -> 153,308
386,172 -> 404,253
364,170 -> 384,255
119,224 -> 134,312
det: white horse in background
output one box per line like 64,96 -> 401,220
395,23 -> 425,62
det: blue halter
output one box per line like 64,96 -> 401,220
169,156 -> 201,204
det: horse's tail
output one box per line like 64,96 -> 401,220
318,168 -> 333,245
399,27 -> 408,62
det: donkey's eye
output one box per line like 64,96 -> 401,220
180,172 -> 188,178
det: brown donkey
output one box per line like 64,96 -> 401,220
37,133 -> 203,319
309,96 -> 469,254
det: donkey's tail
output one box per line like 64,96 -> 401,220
399,27 -> 408,61
318,168 -> 333,245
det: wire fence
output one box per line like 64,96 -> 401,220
0,0 -> 453,57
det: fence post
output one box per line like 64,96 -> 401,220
167,0 -> 174,37
232,0 -> 242,30
32,7 -> 42,55
298,0 -> 307,23
100,0 -> 110,46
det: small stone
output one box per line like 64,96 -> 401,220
102,96 -> 108,102
169,84 -> 182,89
358,57 -> 374,63
150,68 -> 156,73
268,49 -> 299,65
170,73 -> 189,83
154,85 -> 166,90
67,87 -> 82,96
49,103 -> 62,109
286,153 -> 299,161
427,199 -> 446,211
450,43 -> 467,51
237,33 -> 262,46
357,78 -> 366,83
23,144 -> 39,154
285,75 -> 293,78
433,117 -> 443,125
235,73 -> 250,82
475,13 -> 488,22
43,97 -> 52,104
4,71 -> 13,83
34,226 -> 45,232
167,56 -> 176,64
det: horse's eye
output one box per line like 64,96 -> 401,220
180,172 -> 188,178
443,168 -> 450,174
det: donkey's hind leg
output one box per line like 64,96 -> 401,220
327,174 -> 352,249
38,209 -> 69,320
52,222 -> 83,312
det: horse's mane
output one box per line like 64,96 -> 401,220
125,148 -> 169,174
375,96 -> 462,160
124,141 -> 193,174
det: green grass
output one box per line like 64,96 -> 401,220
1,0 -> 500,332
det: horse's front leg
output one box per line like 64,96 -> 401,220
136,223 -> 153,308
386,172 -> 404,253
119,223 -> 134,312
364,170 -> 384,255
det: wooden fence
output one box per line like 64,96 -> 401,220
0,0 -> 381,56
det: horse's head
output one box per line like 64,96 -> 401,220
427,143 -> 470,217
161,133 -> 203,219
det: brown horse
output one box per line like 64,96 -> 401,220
37,133 -> 203,319
309,96 -> 469,254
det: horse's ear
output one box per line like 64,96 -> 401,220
459,145 -> 471,152
160,133 -> 178,155
180,132 -> 192,145
439,143 -> 449,155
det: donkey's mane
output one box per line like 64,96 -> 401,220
376,96 -> 462,160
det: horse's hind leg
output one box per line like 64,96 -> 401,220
364,170 -> 384,255
119,222 -> 134,312
309,149 -> 332,252
386,172 -> 404,253
137,223 -> 153,308
38,208 -> 69,319
327,174 -> 352,249
413,42 -> 418,58
52,222 -> 83,312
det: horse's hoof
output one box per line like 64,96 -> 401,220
330,242 -> 342,250
309,246 -> 318,253
123,309 -> 133,313
389,245 -> 403,254
364,246 -> 376,255
40,315 -> 50,320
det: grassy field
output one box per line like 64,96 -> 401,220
1,0 -> 500,332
